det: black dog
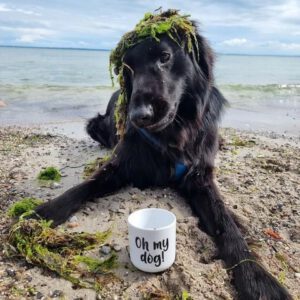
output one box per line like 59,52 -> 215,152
34,30 -> 291,299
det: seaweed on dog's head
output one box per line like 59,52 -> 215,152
109,9 -> 199,137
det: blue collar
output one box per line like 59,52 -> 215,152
137,128 -> 188,181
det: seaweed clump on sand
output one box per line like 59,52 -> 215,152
7,197 -> 43,218
37,166 -> 61,182
5,200 -> 118,291
109,9 -> 199,137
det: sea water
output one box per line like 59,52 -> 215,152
0,46 -> 299,134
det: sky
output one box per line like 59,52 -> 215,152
0,0 -> 300,55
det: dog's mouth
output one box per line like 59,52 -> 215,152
143,109 -> 176,132
129,102 -> 179,132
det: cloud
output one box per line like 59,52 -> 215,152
17,28 -> 56,43
222,38 -> 248,46
264,41 -> 300,51
15,8 -> 41,16
0,3 -> 11,12
0,26 -> 56,43
0,0 -> 299,54
0,2 -> 40,15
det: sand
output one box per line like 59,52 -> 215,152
0,126 -> 299,299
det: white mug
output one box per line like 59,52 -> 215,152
128,208 -> 176,273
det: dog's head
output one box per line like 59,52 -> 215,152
111,10 -> 215,134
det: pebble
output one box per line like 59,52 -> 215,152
51,182 -> 61,189
50,290 -> 63,298
36,291 -> 44,299
100,245 -> 111,255
68,216 -> 78,223
295,273 -> 300,279
5,268 -> 16,277
112,244 -> 122,252
67,222 -> 79,228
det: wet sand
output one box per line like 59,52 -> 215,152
0,125 -> 299,299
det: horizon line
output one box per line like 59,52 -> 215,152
0,44 -> 299,58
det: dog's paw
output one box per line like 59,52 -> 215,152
86,114 -> 105,142
25,198 -> 73,227
234,262 -> 292,300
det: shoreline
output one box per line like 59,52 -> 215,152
0,94 -> 299,138
0,117 -> 299,141
0,125 -> 299,299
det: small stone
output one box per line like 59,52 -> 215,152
295,273 -> 300,279
112,244 -> 122,252
36,291 -> 44,299
100,245 -> 111,255
50,290 -> 63,298
233,205 -> 238,209
68,216 -> 78,223
5,268 -> 16,277
51,182 -> 61,189
67,222 -> 79,228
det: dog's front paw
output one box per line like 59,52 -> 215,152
234,263 -> 292,300
29,197 -> 75,226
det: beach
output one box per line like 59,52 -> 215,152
0,47 -> 299,299
0,125 -> 299,299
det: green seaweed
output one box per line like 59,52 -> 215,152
230,136 -> 256,147
37,166 -> 61,182
109,9 -> 199,137
5,219 -> 117,291
74,254 -> 118,273
181,290 -> 192,300
7,197 -> 43,217
83,155 -> 111,178
275,252 -> 289,285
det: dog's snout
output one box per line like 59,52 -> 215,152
130,104 -> 154,127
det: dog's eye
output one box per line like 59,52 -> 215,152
160,52 -> 171,63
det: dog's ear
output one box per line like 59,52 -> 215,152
194,33 -> 215,83
122,70 -> 133,102
182,23 -> 214,83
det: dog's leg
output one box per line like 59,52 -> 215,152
86,114 -> 112,148
34,157 -> 126,226
180,171 -> 291,300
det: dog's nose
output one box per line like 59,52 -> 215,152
130,104 -> 154,127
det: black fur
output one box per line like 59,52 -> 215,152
34,29 -> 292,299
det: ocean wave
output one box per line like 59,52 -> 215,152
219,84 -> 300,93
0,83 -> 117,92
1,83 -> 299,92
1,83 -> 299,101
